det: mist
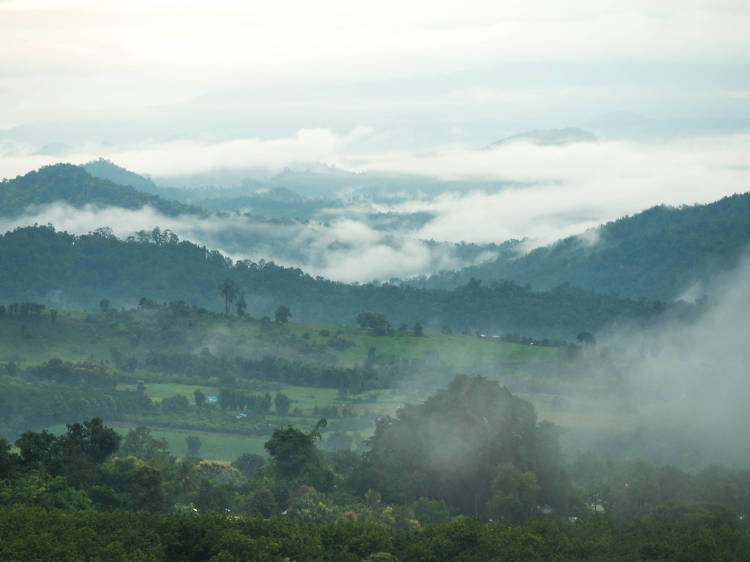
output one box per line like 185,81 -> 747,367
553,254 -> 750,469
2,131 -> 750,282
0,202 -> 496,283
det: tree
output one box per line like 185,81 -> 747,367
161,394 -> 191,414
194,389 -> 207,410
236,290 -> 247,316
275,392 -> 291,416
0,437 -> 20,478
232,452 -> 265,479
485,463 -> 541,523
357,375 -> 570,516
218,279 -> 236,315
186,436 -> 202,458
119,426 -> 170,462
577,332 -> 596,346
413,322 -> 424,337
64,417 -> 121,464
264,419 -> 333,503
99,298 -> 110,313
14,430 -> 57,469
246,488 -> 279,517
356,312 -> 393,336
275,305 -> 292,323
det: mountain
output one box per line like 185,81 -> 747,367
411,193 -> 750,301
485,128 -> 597,148
0,225 -> 693,339
0,163 -> 202,217
83,158 -> 159,193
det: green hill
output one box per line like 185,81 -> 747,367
0,163 -> 201,217
413,192 -> 750,300
82,158 -> 160,193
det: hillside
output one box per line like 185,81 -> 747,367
0,163 -> 201,217
413,193 -> 750,300
83,158 -> 160,193
0,225 -> 692,339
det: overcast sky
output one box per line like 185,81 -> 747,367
2,1 -> 749,144
2,0 -> 750,260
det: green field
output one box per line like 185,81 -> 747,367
0,311 -> 557,372
9,308 -> 581,465
48,422 -> 268,462
285,322 -> 557,369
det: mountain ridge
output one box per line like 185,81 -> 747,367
409,192 -> 750,301
0,163 -> 202,217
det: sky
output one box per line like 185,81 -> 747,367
2,0 -> 749,140
1,0 -> 750,278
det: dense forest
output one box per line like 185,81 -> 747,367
0,225 -> 699,339
415,192 -> 750,300
2,378 -> 750,560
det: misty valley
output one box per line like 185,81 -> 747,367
3,4 -> 750,555
1,158 -> 749,560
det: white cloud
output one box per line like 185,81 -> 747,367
0,202 -> 478,282
2,130 -> 749,255
1,1 -> 750,128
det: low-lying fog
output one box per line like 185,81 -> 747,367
2,131 -> 749,284
551,255 -> 750,468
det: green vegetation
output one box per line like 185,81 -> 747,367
1,163 -> 748,558
0,224 -> 699,339
0,303 -> 569,455
417,192 -> 750,300
0,163 -> 200,218
2,504 -> 748,560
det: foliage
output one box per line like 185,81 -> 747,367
0,225 -> 691,338
275,305 -> 292,323
0,163 -> 197,217
356,375 -> 573,517
416,192 -> 750,300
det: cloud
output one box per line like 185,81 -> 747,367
2,1 -> 750,128
370,134 -> 750,246
2,130 -> 749,259
0,202 -> 484,283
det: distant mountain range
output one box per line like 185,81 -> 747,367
410,193 -> 750,301
485,128 -> 597,149
2,162 -> 749,304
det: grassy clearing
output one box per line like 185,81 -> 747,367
286,322 -> 557,369
278,385 -> 338,411
0,311 -> 557,373
138,380 -> 400,417
140,383 -> 219,404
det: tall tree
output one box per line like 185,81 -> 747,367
236,290 -> 247,316
218,279 -> 236,315
275,305 -> 292,323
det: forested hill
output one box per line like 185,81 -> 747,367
0,225 -> 695,338
412,192 -> 750,301
82,158 -> 160,193
0,163 -> 201,217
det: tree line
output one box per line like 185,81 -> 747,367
0,225 -> 702,339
